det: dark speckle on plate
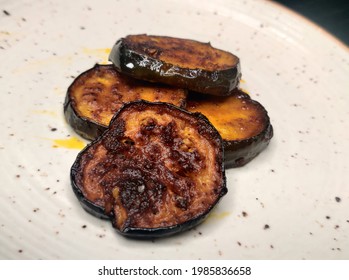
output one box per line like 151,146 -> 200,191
331,248 -> 342,251
264,224 -> 270,230
255,197 -> 265,208
335,197 -> 341,203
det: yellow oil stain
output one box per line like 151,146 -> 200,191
240,87 -> 250,95
0,31 -> 11,36
82,48 -> 111,64
53,86 -> 65,96
205,211 -> 231,222
13,54 -> 73,74
32,110 -> 58,117
51,136 -> 86,150
239,79 -> 250,94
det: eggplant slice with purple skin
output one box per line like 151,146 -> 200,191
71,101 -> 227,238
109,34 -> 241,96
64,64 -> 187,140
186,89 -> 273,168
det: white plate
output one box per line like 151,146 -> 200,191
0,0 -> 348,260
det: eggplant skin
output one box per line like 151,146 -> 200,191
109,35 -> 242,96
223,93 -> 274,168
224,122 -> 273,168
70,164 -> 110,220
70,101 -> 227,238
64,93 -> 108,140
63,66 -> 109,140
186,90 -> 273,168
115,213 -> 209,239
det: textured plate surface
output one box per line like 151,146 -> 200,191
0,0 -> 348,260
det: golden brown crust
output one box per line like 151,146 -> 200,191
67,64 -> 187,127
186,89 -> 273,167
71,101 -> 226,235
124,34 -> 239,71
187,91 -> 268,141
109,34 -> 241,96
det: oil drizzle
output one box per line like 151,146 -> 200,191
32,110 -> 58,117
51,136 -> 86,150
239,79 -> 250,95
82,48 -> 111,64
205,211 -> 230,222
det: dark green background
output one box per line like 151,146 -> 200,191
276,0 -> 349,45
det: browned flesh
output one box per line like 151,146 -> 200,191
124,34 -> 239,71
186,90 -> 270,142
68,64 -> 187,126
73,102 -> 226,231
186,89 -> 273,167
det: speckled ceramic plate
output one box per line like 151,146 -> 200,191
0,0 -> 348,260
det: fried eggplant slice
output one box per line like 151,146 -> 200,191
71,101 -> 227,238
187,89 -> 273,168
109,34 -> 241,96
64,64 -> 187,140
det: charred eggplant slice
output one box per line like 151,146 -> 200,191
109,34 -> 241,96
64,64 -> 187,140
187,89 -> 273,168
71,101 -> 227,238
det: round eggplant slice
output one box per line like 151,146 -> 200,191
186,89 -> 273,168
64,64 -> 187,140
71,101 -> 227,238
109,34 -> 241,96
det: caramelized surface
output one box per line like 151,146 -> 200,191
124,34 -> 239,71
73,102 -> 225,231
68,64 -> 187,126
186,90 -> 269,141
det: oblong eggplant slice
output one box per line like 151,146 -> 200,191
186,89 -> 273,168
71,101 -> 227,238
109,34 -> 241,96
64,64 -> 187,140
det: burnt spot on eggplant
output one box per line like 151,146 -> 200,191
186,89 -> 273,168
70,101 -> 227,238
109,34 -> 241,96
